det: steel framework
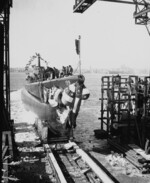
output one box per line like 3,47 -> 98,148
73,0 -> 150,35
1,0 -> 12,129
1,1 -> 12,182
99,75 -> 150,148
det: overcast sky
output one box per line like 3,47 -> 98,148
10,0 -> 150,71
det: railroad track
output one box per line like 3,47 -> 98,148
44,142 -> 115,183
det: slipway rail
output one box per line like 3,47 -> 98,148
44,144 -> 67,183
44,142 -> 115,183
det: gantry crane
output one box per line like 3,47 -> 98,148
73,0 -> 150,35
73,1 -> 150,149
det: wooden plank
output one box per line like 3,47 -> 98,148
44,144 -> 67,183
66,153 -> 88,182
128,144 -> 150,160
59,153 -> 87,183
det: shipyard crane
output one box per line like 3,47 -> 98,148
73,0 -> 150,35
73,0 -> 150,150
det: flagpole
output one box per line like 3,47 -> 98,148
79,35 -> 81,75
75,35 -> 81,74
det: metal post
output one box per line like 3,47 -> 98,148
38,53 -> 41,67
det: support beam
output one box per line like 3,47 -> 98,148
134,8 -> 150,18
99,0 -> 144,5
73,0 -> 145,13
73,0 -> 97,13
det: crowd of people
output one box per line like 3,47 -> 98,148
26,65 -> 73,83
59,65 -> 73,78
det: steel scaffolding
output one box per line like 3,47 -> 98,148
99,75 -> 150,148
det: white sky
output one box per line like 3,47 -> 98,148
10,0 -> 150,70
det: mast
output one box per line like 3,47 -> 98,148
37,53 -> 41,67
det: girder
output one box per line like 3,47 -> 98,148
73,0 -> 97,13
134,7 -> 150,18
73,0 -> 150,35
73,0 -> 145,13
133,0 -> 150,34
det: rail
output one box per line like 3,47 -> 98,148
44,142 -> 116,183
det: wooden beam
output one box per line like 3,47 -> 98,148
129,144 -> 150,160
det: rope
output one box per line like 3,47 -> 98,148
73,61 -> 81,74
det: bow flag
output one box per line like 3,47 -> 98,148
75,37 -> 80,55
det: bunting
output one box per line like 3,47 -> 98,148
25,53 -> 49,70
